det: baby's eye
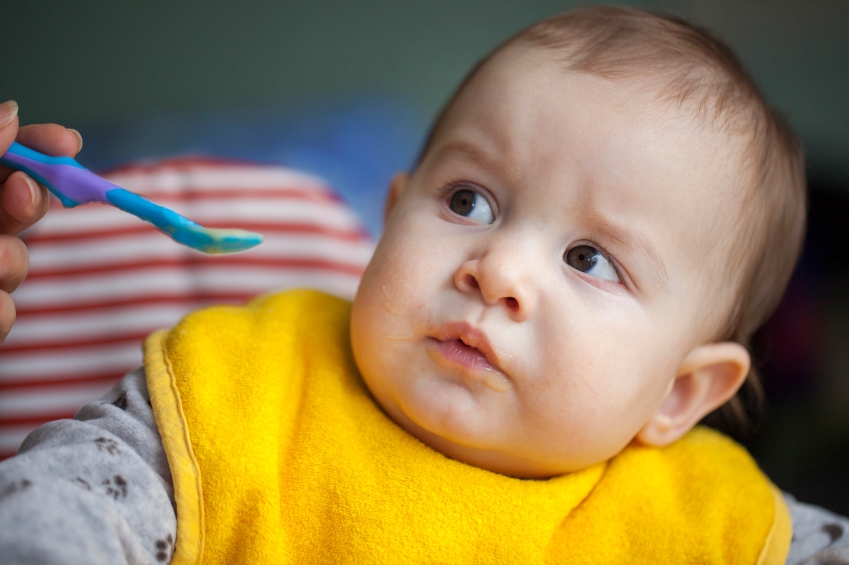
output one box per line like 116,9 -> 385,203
448,188 -> 494,224
564,245 -> 620,283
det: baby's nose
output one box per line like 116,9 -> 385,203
454,255 -> 535,321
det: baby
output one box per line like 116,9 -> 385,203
2,5 -> 846,565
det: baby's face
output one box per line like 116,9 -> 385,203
351,46 -> 744,477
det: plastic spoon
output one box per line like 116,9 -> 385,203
0,141 -> 263,254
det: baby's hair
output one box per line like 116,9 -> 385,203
417,5 -> 807,431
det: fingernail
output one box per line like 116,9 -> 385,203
22,173 -> 39,209
0,100 -> 19,129
67,128 -> 83,152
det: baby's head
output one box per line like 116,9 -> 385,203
350,6 -> 806,478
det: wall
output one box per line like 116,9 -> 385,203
3,0 -> 848,178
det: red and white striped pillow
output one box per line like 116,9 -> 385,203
0,157 -> 375,459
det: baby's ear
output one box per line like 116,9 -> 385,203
637,342 -> 750,447
384,172 -> 410,222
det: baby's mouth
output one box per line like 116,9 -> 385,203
440,338 -> 496,372
428,323 -> 511,392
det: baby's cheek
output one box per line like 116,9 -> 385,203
528,346 -> 649,442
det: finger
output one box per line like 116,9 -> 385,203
0,291 -> 15,345
1,171 -> 50,235
0,118 -> 83,183
0,234 -> 29,293
16,123 -> 83,157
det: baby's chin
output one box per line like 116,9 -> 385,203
441,441 -> 629,479
381,396 -> 600,478
423,435 -> 595,479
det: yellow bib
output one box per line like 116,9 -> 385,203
144,289 -> 790,564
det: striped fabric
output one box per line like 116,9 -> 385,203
0,157 -> 375,460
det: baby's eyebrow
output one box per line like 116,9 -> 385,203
586,212 -> 669,290
430,140 -> 499,172
430,140 -> 530,190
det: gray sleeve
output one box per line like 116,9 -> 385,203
0,367 -> 177,565
785,493 -> 849,565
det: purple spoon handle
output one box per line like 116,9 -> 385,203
0,141 -> 263,254
0,141 -> 116,207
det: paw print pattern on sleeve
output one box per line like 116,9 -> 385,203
154,533 -> 174,562
94,436 -> 122,456
0,478 -> 31,502
823,523 -> 846,545
101,474 -> 128,500
71,476 -> 92,491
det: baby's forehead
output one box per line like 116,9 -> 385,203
441,48 -> 748,176
434,43 -> 738,159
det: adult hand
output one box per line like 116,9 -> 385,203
0,100 -> 83,343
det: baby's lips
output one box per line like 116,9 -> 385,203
432,320 -> 508,376
430,337 -> 512,393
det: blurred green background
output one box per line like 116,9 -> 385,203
3,0 -> 848,178
3,0 -> 849,512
